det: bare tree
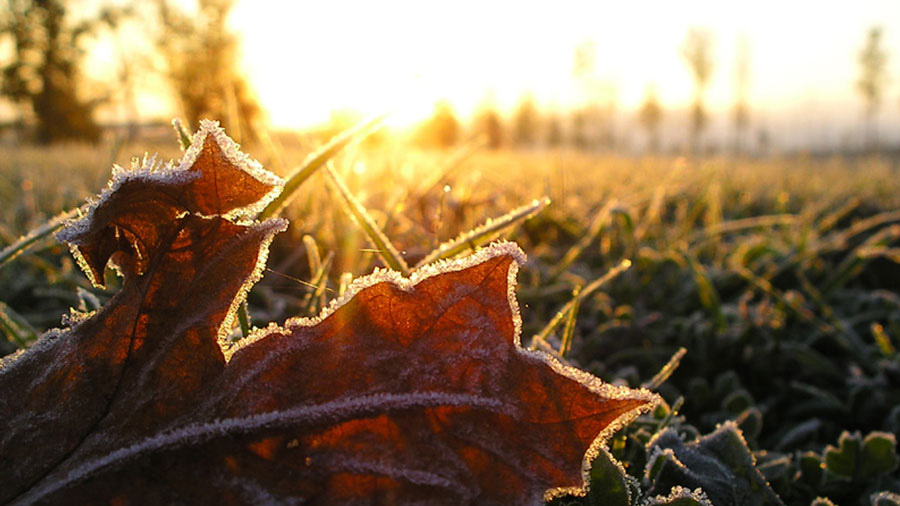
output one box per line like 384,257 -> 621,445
681,28 -> 715,154
0,0 -> 124,143
474,106 -> 504,149
546,113 -> 563,147
639,86 -> 663,153
513,95 -> 538,146
857,27 -> 888,151
155,0 -> 262,144
732,37 -> 751,155
414,101 -> 460,148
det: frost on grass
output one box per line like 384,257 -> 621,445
0,123 -> 657,505
414,197 -> 550,268
645,421 -> 784,506
643,486 -> 713,506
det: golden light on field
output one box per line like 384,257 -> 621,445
229,0 -> 900,130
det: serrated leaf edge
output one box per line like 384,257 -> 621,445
234,240 -> 659,502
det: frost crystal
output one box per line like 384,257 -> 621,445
643,486 -> 713,506
57,119 -> 283,246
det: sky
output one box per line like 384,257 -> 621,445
3,0 -> 900,147
223,0 -> 900,136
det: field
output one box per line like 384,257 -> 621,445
1,131 -> 899,505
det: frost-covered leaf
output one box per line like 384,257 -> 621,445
871,491 -> 900,506
643,486 -> 713,506
584,447 -> 631,506
824,431 -> 862,480
645,421 -> 784,506
0,122 -> 658,505
823,431 -> 899,481
859,432 -> 899,478
798,451 -> 826,488
0,120 -> 286,504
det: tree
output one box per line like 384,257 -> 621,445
512,95 -> 538,146
155,0 -> 262,144
0,0 -> 123,143
546,114 -> 563,147
474,106 -> 504,149
638,86 -> 663,153
732,37 -> 751,155
414,101 -> 459,148
571,109 -> 589,149
857,27 -> 888,151
681,28 -> 715,154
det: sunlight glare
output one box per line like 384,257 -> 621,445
228,0 -> 900,130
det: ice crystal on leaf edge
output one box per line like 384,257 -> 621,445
235,239 -> 660,502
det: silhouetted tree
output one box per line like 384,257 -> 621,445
857,27 -> 888,150
571,109 -> 588,149
546,114 -> 563,147
732,37 -> 751,155
474,106 -> 504,149
639,86 -> 663,153
0,0 -> 124,143
513,95 -> 538,146
681,28 -> 715,154
414,101 -> 459,148
156,0 -> 262,144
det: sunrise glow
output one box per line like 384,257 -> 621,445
227,0 -> 900,130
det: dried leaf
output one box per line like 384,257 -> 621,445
0,121 -> 657,505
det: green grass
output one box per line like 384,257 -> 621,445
1,133 -> 899,504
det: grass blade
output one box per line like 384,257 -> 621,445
634,185 -> 666,242
654,396 -> 684,434
0,301 -> 38,348
415,197 -> 550,268
534,259 -> 631,344
643,347 -> 687,390
870,323 -> 896,356
680,252 -> 726,331
338,272 -> 354,297
172,118 -> 193,150
259,115 -> 385,220
690,214 -> 798,244
302,235 -> 328,309
822,224 -> 900,295
731,264 -> 821,327
301,251 -> 334,315
0,208 -> 79,270
825,209 -> 900,248
326,164 -> 410,276
236,301 -> 251,337
303,235 -> 323,277
816,198 -> 859,234
414,138 -> 487,197
549,201 -> 615,280
559,286 -> 582,357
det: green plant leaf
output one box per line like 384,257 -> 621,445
859,432 -> 899,478
871,491 -> 900,506
824,431 -> 861,480
798,451 -> 825,488
644,486 -> 713,506
645,421 -> 784,506
586,447 -> 631,506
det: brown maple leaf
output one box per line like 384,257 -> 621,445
0,121 -> 658,505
